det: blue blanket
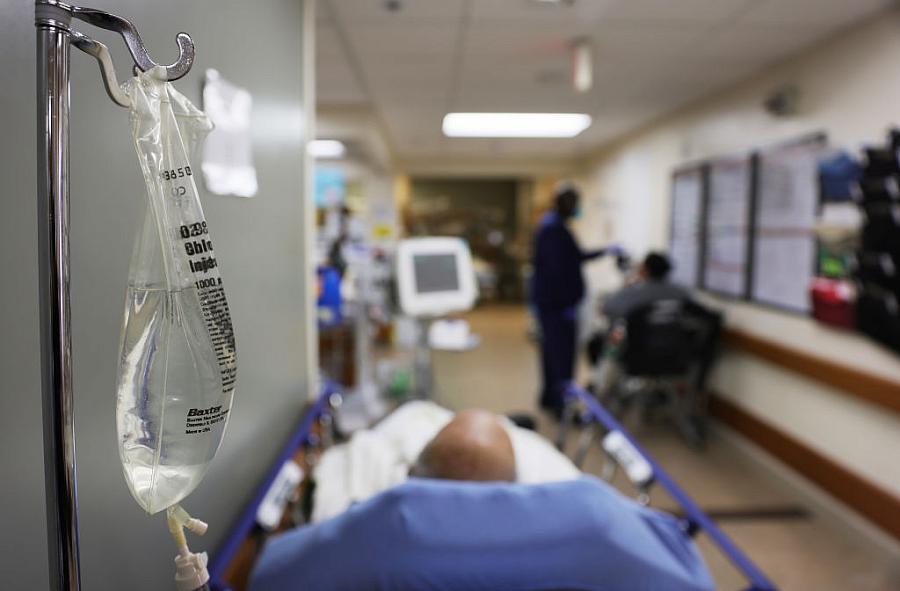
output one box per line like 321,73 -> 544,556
249,476 -> 714,591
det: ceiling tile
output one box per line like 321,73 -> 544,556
592,22 -> 708,59
739,0 -> 894,27
363,59 -> 454,95
582,109 -> 657,140
464,21 -> 600,66
342,21 -> 460,57
601,0 -> 753,24
703,25 -> 829,64
381,106 -> 446,132
450,90 -> 595,115
470,0 -> 617,24
329,0 -> 466,24
458,54 -> 570,88
318,0 -> 897,165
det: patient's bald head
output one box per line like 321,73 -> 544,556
412,410 -> 516,483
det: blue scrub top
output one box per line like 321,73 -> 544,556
531,212 -> 608,310
249,476 -> 714,591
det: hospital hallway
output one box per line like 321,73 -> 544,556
13,1 -> 900,589
431,305 -> 900,591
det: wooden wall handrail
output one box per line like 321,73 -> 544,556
724,328 -> 900,415
709,395 -> 900,542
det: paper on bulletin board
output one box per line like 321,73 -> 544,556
372,224 -> 394,240
314,167 -> 346,208
704,155 -> 752,298
751,136 -> 827,312
669,167 -> 704,288
201,69 -> 258,198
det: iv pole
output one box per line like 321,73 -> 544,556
34,2 -> 195,589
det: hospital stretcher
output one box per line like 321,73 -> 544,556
206,382 -> 341,590
560,383 -> 777,591
206,381 -> 777,591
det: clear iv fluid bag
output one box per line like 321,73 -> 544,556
117,70 -> 237,515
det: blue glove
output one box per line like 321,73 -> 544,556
605,244 -> 626,258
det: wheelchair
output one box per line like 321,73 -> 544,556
585,298 -> 722,449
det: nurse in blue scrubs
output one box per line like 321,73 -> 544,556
531,185 -> 620,416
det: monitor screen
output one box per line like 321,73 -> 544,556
413,253 -> 460,294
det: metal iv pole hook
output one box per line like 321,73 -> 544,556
69,31 -> 131,107
59,4 -> 196,108
71,6 -> 195,81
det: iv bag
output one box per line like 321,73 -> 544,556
116,69 -> 237,515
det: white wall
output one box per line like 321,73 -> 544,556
574,9 -> 900,498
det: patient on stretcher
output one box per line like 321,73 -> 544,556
311,401 -> 581,522
249,402 -> 714,591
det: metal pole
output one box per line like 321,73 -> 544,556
35,1 -> 81,589
414,318 -> 434,399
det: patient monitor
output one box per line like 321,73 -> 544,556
396,238 -> 478,397
396,237 -> 478,318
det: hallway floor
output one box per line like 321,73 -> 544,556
430,305 -> 900,591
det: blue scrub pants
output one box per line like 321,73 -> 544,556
537,306 -> 577,411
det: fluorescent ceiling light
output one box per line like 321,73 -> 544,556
308,139 -> 346,158
442,113 -> 591,138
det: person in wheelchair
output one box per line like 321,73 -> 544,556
588,253 -> 721,444
603,252 -> 690,322
587,252 -> 691,365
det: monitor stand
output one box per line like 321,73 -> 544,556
411,317 -> 434,400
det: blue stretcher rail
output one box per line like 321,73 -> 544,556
565,383 -> 778,591
207,381 -> 339,591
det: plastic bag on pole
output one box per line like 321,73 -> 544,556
116,68 -> 237,515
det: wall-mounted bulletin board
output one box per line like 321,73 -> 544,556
669,133 -> 828,315
750,134 -> 828,313
669,165 -> 707,288
703,154 -> 754,298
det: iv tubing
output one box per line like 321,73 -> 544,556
167,504 -> 208,549
168,505 -> 211,591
